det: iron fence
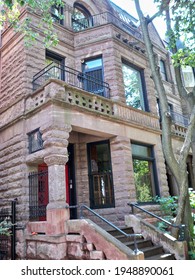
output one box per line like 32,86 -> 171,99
0,199 -> 17,260
29,170 -> 48,221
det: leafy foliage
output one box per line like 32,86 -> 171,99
153,0 -> 195,67
0,219 -> 11,236
0,0 -> 64,46
154,195 -> 178,217
189,188 -> 195,209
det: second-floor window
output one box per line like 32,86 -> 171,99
82,57 -> 105,96
45,50 -> 65,81
160,60 -> 167,81
122,60 -> 148,111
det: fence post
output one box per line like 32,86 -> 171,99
11,199 -> 17,260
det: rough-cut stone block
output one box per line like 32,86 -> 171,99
90,250 -> 105,260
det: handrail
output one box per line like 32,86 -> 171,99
32,63 -> 110,99
79,204 -> 142,254
72,11 -> 142,40
128,202 -> 186,241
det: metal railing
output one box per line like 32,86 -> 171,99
72,11 -> 142,40
28,170 -> 48,221
79,204 -> 142,254
128,202 -> 186,241
0,198 -> 17,260
33,63 -> 110,99
170,110 -> 189,127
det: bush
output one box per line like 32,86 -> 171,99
154,195 -> 178,217
0,219 -> 11,236
189,188 -> 195,209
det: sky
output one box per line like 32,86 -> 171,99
111,0 -> 167,40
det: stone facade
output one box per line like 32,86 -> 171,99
0,0 -> 189,259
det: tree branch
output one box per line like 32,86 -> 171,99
134,0 -> 180,180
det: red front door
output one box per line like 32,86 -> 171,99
38,163 -> 48,221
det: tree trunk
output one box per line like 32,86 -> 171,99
134,0 -> 194,244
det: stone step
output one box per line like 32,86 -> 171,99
124,239 -> 153,250
141,245 -> 164,258
107,227 -> 134,237
145,253 -> 176,260
107,226 -> 176,260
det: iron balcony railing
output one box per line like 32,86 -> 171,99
170,110 -> 189,127
128,202 -> 186,241
72,11 -> 142,40
33,63 -> 110,99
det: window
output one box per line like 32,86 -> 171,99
29,163 -> 48,221
81,57 -> 105,96
72,3 -> 92,31
51,5 -> 64,25
87,141 -> 115,209
28,128 -> 43,154
45,50 -> 65,81
122,61 -> 148,111
132,143 -> 159,203
160,60 -> 167,81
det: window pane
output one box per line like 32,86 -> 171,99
88,142 -> 114,208
72,5 -> 91,31
132,144 -> 151,158
122,63 -> 145,110
83,58 -> 104,96
133,159 -> 154,202
45,52 -> 64,80
160,60 -> 167,81
85,59 -> 102,70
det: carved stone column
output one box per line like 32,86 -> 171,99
40,124 -> 72,234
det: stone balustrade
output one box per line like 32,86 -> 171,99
25,80 -> 161,132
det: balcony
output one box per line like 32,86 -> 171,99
33,63 -> 110,99
170,110 -> 188,138
71,11 -> 142,40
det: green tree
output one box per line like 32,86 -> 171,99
134,0 -> 195,246
0,0 -> 64,46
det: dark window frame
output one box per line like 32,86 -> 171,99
160,60 -> 168,81
122,59 -> 149,112
131,142 -> 159,204
28,128 -> 43,154
87,140 -> 115,209
82,56 -> 105,97
50,5 -> 64,25
72,3 -> 93,31
45,50 -> 65,81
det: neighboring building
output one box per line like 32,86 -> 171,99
0,0 -> 192,259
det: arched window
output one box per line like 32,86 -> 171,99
72,3 -> 92,31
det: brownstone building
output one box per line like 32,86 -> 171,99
0,0 -> 192,260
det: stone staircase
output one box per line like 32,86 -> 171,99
107,227 -> 176,260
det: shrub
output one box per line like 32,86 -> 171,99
0,219 -> 11,236
154,195 -> 178,217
